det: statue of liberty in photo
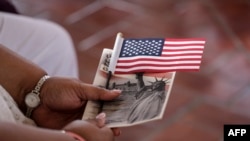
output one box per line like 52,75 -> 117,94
127,72 -> 170,123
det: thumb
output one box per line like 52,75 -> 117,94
79,83 -> 121,101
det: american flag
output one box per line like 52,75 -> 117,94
114,38 -> 206,74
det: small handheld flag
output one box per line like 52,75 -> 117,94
109,33 -> 206,74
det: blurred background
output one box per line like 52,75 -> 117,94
9,0 -> 250,140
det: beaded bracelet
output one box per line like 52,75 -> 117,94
61,130 -> 86,141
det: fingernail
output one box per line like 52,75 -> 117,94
112,89 -> 122,93
96,112 -> 106,120
96,113 -> 106,126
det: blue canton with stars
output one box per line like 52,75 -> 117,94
119,38 -> 165,57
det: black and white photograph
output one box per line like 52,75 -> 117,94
83,49 -> 176,127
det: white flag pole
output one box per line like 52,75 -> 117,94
105,32 -> 124,89
108,32 -> 124,73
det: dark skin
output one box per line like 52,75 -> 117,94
33,77 -> 121,129
0,45 -> 121,140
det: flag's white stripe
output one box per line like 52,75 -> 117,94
164,41 -> 206,44
163,45 -> 204,50
118,55 -> 202,60
162,50 -> 203,55
117,60 -> 201,66
115,66 -> 200,72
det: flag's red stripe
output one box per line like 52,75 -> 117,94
162,48 -> 204,52
116,65 -> 201,70
161,53 -> 203,57
164,38 -> 206,41
117,61 -> 201,67
118,57 -> 202,63
115,68 -> 200,74
163,43 -> 204,46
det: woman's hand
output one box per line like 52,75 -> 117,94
63,113 -> 119,141
32,77 -> 121,129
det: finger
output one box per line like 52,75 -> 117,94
112,128 -> 121,136
85,113 -> 106,128
79,83 -> 121,100
95,113 -> 106,128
